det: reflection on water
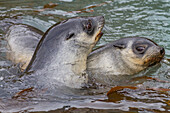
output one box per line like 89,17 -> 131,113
0,0 -> 170,112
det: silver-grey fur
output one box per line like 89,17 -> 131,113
6,16 -> 104,88
6,25 -> 164,87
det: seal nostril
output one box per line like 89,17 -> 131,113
160,47 -> 165,55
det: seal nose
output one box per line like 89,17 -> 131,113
160,47 -> 165,55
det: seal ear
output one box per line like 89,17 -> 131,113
66,33 -> 75,40
113,43 -> 126,49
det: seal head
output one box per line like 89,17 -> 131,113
25,16 -> 104,88
87,37 -> 165,85
113,37 -> 165,68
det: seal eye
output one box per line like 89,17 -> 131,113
84,19 -> 93,34
66,33 -> 75,40
87,20 -> 92,31
135,46 -> 146,54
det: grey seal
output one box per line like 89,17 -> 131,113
6,16 -> 104,88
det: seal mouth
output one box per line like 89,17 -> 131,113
95,32 -> 103,42
94,16 -> 104,43
148,61 -> 159,67
143,47 -> 165,67
145,55 -> 164,67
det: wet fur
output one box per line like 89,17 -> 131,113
6,25 -> 164,87
6,17 -> 104,88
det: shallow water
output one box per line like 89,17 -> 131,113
0,0 -> 170,112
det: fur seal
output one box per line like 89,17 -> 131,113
21,16 -> 104,88
87,37 -> 165,84
6,25 -> 164,86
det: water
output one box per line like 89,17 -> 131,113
0,0 -> 170,112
